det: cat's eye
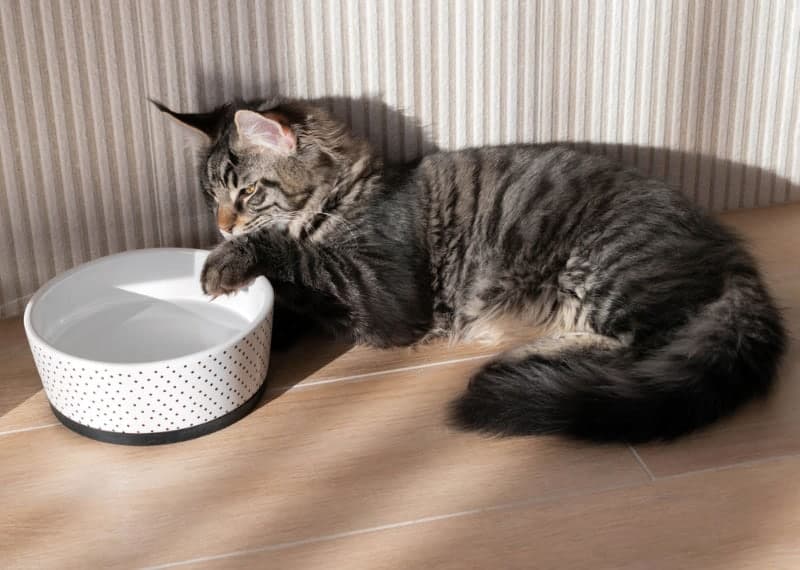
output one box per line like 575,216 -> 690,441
242,185 -> 256,196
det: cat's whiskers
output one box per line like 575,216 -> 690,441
241,213 -> 295,235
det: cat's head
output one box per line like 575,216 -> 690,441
153,98 -> 372,239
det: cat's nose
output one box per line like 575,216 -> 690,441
217,207 -> 236,233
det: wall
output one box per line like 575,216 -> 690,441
1,0 -> 799,317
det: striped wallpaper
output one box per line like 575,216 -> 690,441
1,0 -> 799,317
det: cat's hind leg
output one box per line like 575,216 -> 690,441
504,332 -> 623,360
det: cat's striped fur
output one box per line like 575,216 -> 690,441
156,98 -> 786,443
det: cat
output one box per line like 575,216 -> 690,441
153,97 -> 786,443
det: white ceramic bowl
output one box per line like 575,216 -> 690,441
23,248 -> 274,445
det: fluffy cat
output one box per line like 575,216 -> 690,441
154,97 -> 786,443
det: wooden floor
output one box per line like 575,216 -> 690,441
2,203 -> 799,569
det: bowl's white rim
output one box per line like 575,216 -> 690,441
23,247 -> 274,369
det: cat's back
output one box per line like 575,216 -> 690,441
416,143 -> 656,245
416,142 -> 722,279
417,142 -> 713,226
417,143 -> 634,204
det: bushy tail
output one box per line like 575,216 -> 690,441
450,277 -> 787,443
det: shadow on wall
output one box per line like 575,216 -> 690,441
217,69 -> 440,162
568,141 -> 800,213
304,95 -> 440,163
186,87 -> 797,212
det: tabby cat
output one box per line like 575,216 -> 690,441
154,97 -> 786,443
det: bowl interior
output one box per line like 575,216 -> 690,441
27,249 -> 272,364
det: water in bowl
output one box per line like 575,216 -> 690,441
48,297 -> 250,363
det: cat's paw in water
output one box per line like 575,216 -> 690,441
201,239 -> 257,297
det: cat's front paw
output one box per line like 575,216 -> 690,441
201,239 -> 258,297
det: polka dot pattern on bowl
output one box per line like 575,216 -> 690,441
29,317 -> 272,434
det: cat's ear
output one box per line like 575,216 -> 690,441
150,99 -> 224,142
234,110 -> 296,155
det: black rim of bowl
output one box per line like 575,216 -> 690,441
49,381 -> 267,446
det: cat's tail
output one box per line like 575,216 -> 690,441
450,276 -> 787,443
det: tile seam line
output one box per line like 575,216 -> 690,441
272,352 -> 498,391
628,444 -> 656,481
0,422 -> 60,436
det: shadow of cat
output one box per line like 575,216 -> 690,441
191,66 -> 796,209
255,335 -> 352,411
303,95 -> 440,164
564,141 -> 799,213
